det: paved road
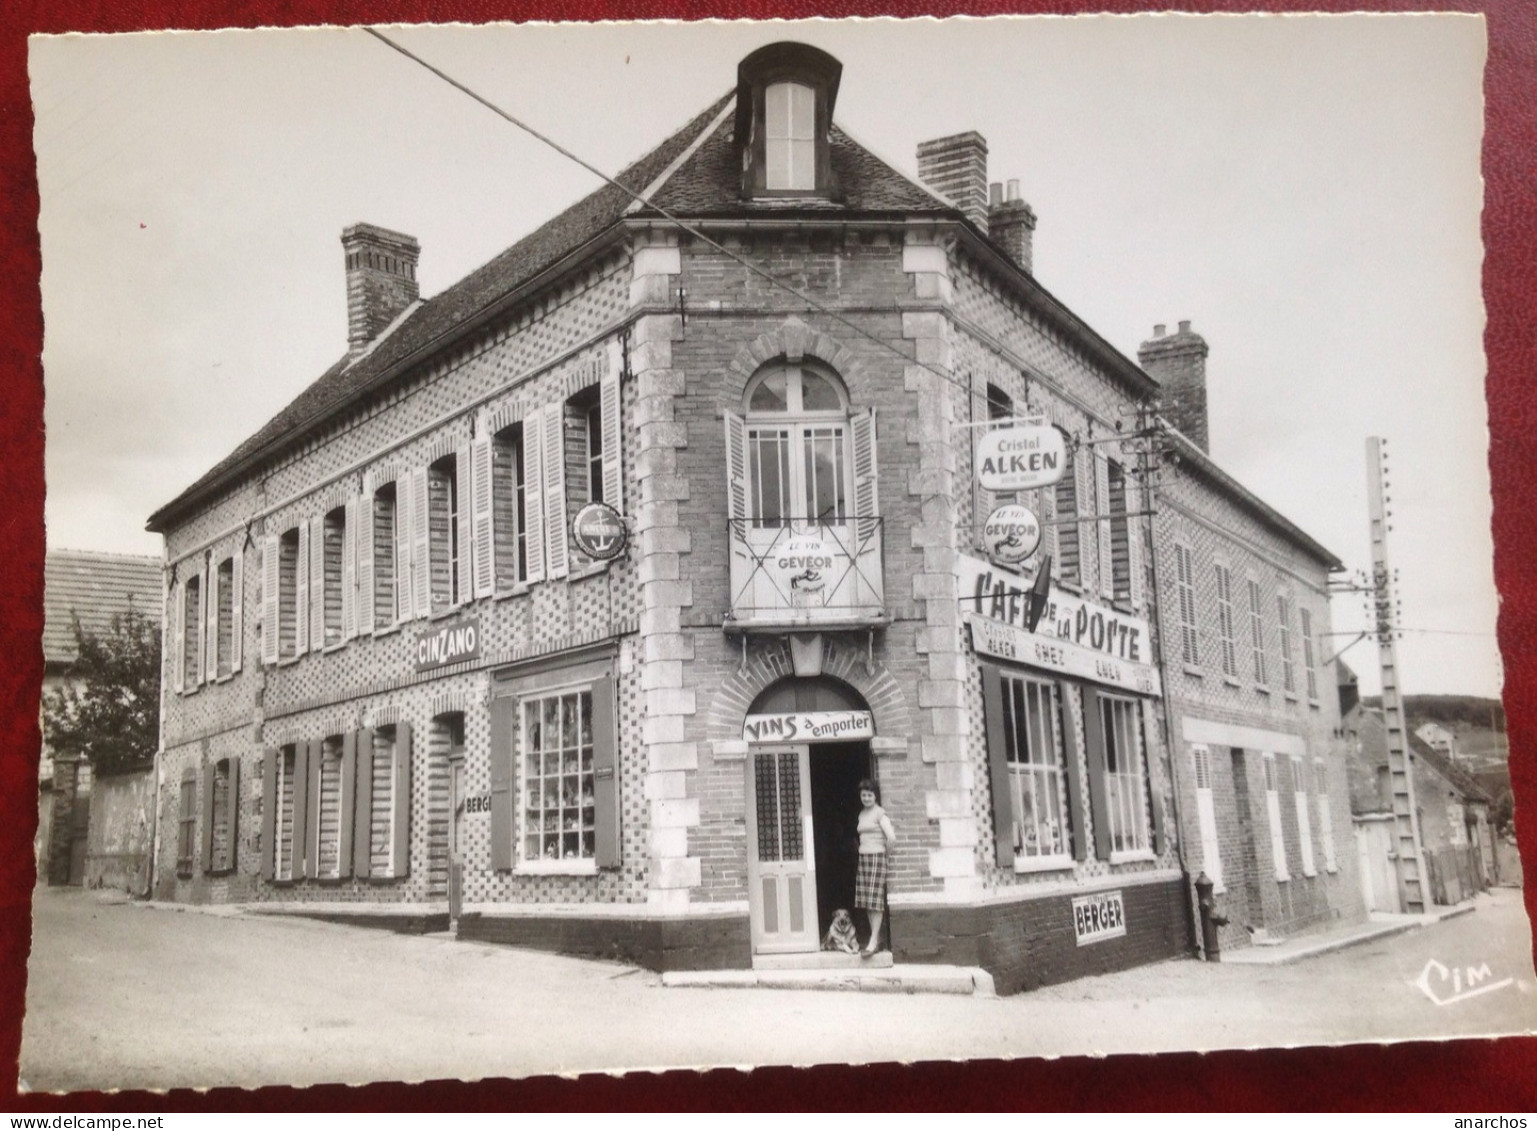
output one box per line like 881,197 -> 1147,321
18,886 -> 1537,1093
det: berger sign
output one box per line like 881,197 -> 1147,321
976,419 -> 1067,492
1072,890 -> 1127,946
743,710 -> 875,744
982,503 -> 1042,567
415,616 -> 482,672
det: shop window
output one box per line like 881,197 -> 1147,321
355,723 -> 412,881
1191,744 -> 1223,891
322,508 -> 346,646
182,571 -> 203,690
201,757 -> 239,874
1248,577 -> 1267,686
1300,606 -> 1319,701
988,672 -> 1074,868
508,676 -> 618,873
1292,754 -> 1316,877
492,423 -> 530,588
1278,594 -> 1297,694
1215,563 -> 1238,679
1175,543 -> 1198,667
1314,761 -> 1338,872
427,455 -> 461,611
1263,753 -> 1290,881
176,768 -> 197,878
1097,693 -> 1153,860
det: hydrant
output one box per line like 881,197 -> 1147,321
1195,871 -> 1229,961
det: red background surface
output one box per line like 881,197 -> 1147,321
2,0 -> 1534,1112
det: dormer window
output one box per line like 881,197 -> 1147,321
736,42 -> 842,199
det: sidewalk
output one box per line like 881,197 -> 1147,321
1221,899 -> 1477,965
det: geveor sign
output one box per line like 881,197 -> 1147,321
976,420 -> 1066,491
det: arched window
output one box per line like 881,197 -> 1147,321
739,362 -> 852,528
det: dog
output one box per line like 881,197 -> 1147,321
821,908 -> 860,954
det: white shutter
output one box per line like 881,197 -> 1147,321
205,558 -> 219,682
394,474 -> 413,623
1075,446 -> 1094,593
342,495 -> 358,640
357,477 -> 375,636
309,513 -> 325,650
260,535 -> 279,666
170,578 -> 185,694
523,417 -> 546,584
1127,481 -> 1145,609
543,403 -> 569,579
1041,484 -> 1059,582
456,446 -> 473,605
601,361 -> 623,515
195,560 -> 208,686
851,407 -> 878,541
231,546 -> 244,673
411,466 -> 430,617
1096,452 -> 1114,600
724,409 -> 747,523
295,520 -> 310,657
471,436 -> 495,598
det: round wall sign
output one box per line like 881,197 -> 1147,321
976,420 -> 1067,492
571,502 -> 628,561
983,503 -> 1042,566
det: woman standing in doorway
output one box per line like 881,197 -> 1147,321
855,778 -> 896,957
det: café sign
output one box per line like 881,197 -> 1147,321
415,616 -> 482,673
982,503 -> 1042,567
743,710 -> 875,744
967,614 -> 1162,697
1072,890 -> 1128,946
976,418 -> 1067,492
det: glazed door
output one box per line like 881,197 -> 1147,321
746,745 -> 819,954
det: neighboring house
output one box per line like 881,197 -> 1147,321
1414,721 -> 1458,762
144,41 -> 1353,992
1347,703 -> 1494,910
39,549 -> 161,886
1141,327 -> 1363,952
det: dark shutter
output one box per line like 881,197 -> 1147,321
1148,707 -> 1168,855
223,759 -> 241,872
980,662 -> 1015,869
199,761 -> 215,874
391,721 -> 412,877
260,749 -> 277,880
591,676 -> 620,869
291,740 -> 311,880
352,728 -> 374,880
304,737 -> 323,879
1059,691 -> 1089,862
489,696 -> 516,872
338,731 -> 357,878
1083,686 -> 1112,860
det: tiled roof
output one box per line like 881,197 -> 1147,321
1408,731 -> 1493,805
44,550 -> 162,667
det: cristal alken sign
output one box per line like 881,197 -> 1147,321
976,418 -> 1066,491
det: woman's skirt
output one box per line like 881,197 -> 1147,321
855,852 -> 888,911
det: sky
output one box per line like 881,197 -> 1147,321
29,15 -> 1495,698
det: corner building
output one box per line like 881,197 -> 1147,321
151,41 -> 1294,991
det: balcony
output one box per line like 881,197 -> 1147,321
724,516 -> 885,632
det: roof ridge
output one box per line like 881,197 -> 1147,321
48,548 -> 161,564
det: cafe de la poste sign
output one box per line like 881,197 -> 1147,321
976,418 -> 1066,492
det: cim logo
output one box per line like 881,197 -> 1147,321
414,616 -> 482,672
1414,957 -> 1513,1007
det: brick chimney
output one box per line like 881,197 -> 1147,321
342,223 -> 420,360
917,131 -> 989,231
1138,320 -> 1210,452
988,179 -> 1037,274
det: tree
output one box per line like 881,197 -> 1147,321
42,605 -> 161,776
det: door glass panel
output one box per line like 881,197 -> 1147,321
803,426 -> 846,523
755,753 -> 782,861
777,750 -> 803,860
749,429 -> 791,527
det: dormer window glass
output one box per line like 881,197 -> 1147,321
765,82 -> 816,190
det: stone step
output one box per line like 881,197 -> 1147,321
661,963 -> 995,996
753,950 -> 892,970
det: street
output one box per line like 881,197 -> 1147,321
17,886 -> 1537,1094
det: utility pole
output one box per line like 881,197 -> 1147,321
1367,436 -> 1429,913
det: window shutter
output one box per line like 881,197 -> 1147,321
411,467 -> 430,619
224,759 -> 240,871
522,410 -> 547,584
295,522 -> 310,657
290,740 -> 310,879
304,737 -> 323,879
543,403 -> 569,579
260,749 -> 277,880
455,445 -> 474,604
471,436 -> 495,598
980,662 -> 1015,869
724,409 -> 747,522
170,579 -> 185,694
205,560 -> 219,683
342,496 -> 358,640
489,696 -> 516,871
852,407 -> 879,541
352,728 -> 374,880
337,730 -> 357,879
591,676 -> 620,868
1041,484 -> 1060,582
601,362 -> 623,515
260,536 -> 279,666
309,514 -> 325,650
200,763 -> 214,873
1083,686 -> 1112,860
357,479 -> 376,635
1126,489 -> 1144,609
1075,446 -> 1095,591
231,548 -> 244,673
1096,453 -> 1114,600
1059,687 -> 1089,861
391,722 -> 413,877
1148,702 -> 1168,855
196,561 -> 208,686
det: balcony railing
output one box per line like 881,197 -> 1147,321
725,515 -> 885,630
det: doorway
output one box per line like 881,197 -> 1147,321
809,741 -> 873,939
